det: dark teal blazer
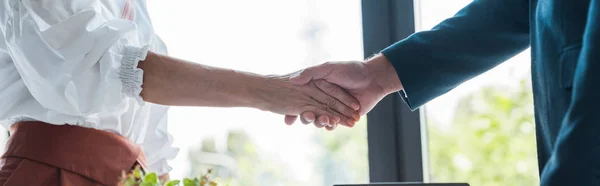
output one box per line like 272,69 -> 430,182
381,0 -> 600,185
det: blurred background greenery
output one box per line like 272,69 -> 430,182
147,0 -> 540,185
187,120 -> 369,186
426,78 -> 539,186
184,76 -> 539,186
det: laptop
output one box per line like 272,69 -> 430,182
334,183 -> 469,186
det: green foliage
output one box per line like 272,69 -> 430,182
165,180 -> 181,186
188,130 -> 305,186
313,119 -> 369,186
120,166 -> 218,186
427,79 -> 539,186
141,173 -> 158,186
186,124 -> 369,186
182,178 -> 200,186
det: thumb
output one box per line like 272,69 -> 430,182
290,64 -> 333,85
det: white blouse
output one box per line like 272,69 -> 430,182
0,0 -> 178,174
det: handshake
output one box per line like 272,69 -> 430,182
140,53 -> 402,131
258,55 -> 402,131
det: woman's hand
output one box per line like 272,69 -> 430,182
253,75 -> 360,130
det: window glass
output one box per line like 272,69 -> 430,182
147,1 -> 368,185
416,1 -> 539,185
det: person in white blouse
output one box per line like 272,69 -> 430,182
0,0 -> 360,185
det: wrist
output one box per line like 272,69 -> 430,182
241,73 -> 277,111
365,54 -> 403,94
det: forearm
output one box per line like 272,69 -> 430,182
377,0 -> 529,109
138,51 -> 266,109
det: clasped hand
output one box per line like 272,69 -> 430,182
266,55 -> 401,131
259,74 -> 360,131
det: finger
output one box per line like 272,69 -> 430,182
300,112 -> 316,124
338,117 -> 355,128
306,106 -> 356,127
284,115 -> 298,125
318,115 -> 339,128
313,79 -> 360,110
324,115 -> 337,130
325,123 -> 337,131
290,63 -> 334,85
319,106 -> 355,127
308,82 -> 360,122
345,117 -> 357,127
333,115 -> 341,124
332,112 -> 356,128
313,115 -> 329,128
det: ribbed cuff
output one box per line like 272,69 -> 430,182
119,45 -> 150,105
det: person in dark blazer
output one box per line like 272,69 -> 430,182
285,0 -> 600,185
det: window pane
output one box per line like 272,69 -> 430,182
146,1 -> 368,185
416,1 -> 539,186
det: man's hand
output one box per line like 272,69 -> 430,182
284,55 -> 403,127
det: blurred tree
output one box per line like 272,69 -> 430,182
313,119 -> 369,186
427,79 -> 539,186
188,130 -> 306,186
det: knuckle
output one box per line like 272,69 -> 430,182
318,104 -> 328,111
317,80 -> 336,93
318,105 -> 332,114
298,69 -> 310,77
325,98 -> 337,108
327,86 -> 340,96
309,105 -> 325,114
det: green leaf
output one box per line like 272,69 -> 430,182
140,182 -> 157,186
165,180 -> 181,186
143,172 -> 159,184
183,178 -> 195,186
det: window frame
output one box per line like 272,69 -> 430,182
362,0 -> 426,183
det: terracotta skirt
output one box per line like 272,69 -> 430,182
0,121 -> 147,186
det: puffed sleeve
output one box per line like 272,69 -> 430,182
141,104 -> 179,175
0,0 -> 148,117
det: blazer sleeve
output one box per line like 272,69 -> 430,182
381,0 -> 530,109
540,1 -> 600,185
